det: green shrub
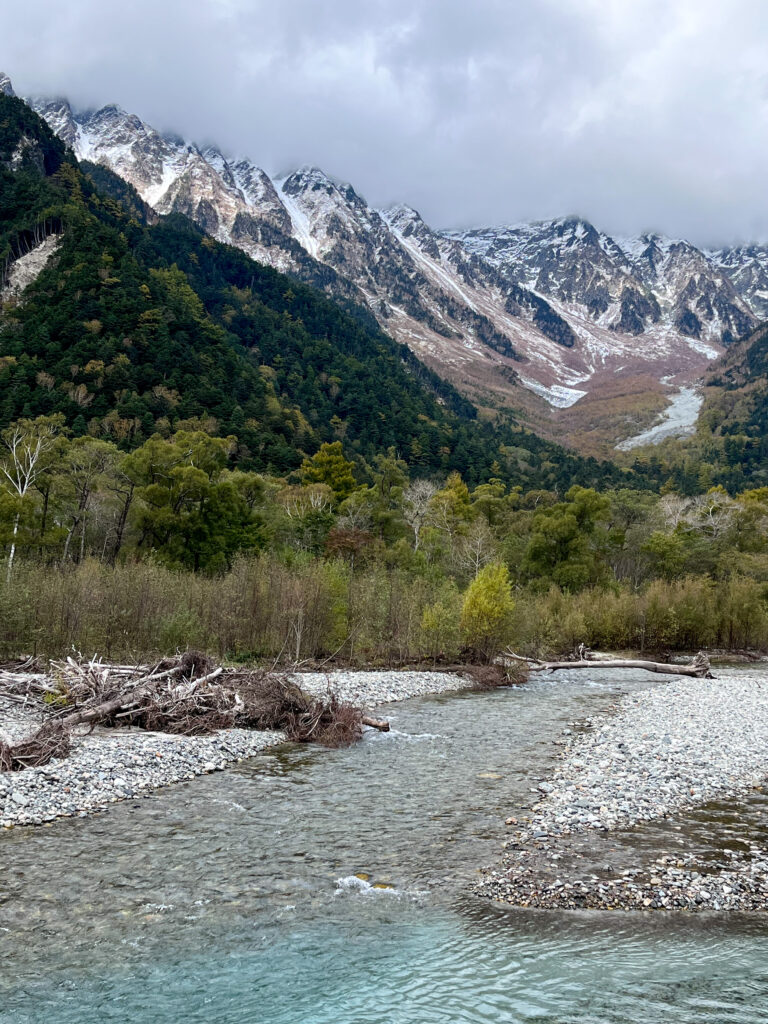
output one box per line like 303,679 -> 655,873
460,563 -> 515,661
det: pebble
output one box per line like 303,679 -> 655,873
0,670 -> 471,828
477,668 -> 768,913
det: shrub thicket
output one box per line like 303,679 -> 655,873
2,557 -> 767,665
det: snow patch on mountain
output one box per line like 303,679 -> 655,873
517,377 -> 589,409
616,385 -> 703,450
9,71 -> 764,434
273,172 -> 320,257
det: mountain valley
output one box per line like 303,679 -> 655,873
4,73 -> 765,454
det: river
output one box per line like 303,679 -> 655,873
3,671 -> 768,1023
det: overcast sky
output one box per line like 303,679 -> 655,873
4,0 -> 768,245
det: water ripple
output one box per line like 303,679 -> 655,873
3,670 -> 768,1023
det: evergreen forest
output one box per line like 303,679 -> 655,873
4,91 -> 768,666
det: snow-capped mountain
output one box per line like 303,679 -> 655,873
706,245 -> 768,320
454,218 -> 755,346
6,74 -> 766,440
24,90 -> 364,307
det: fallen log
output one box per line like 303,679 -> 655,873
361,715 -> 390,732
56,680 -> 159,729
504,650 -> 713,678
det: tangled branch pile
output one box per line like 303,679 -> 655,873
0,722 -> 71,772
0,652 -> 368,771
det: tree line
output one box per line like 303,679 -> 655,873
2,414 -> 768,663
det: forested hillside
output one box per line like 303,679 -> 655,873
625,321 -> 768,495
4,93 -> 768,665
0,91 -> 622,492
696,322 -> 768,487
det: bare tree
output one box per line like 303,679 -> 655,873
657,494 -> 691,531
1,418 -> 62,580
686,491 -> 738,539
452,519 -> 498,578
336,489 -> 375,532
656,489 -> 739,542
402,479 -> 438,551
278,484 -> 335,519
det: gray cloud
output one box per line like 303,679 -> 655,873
4,0 -> 768,245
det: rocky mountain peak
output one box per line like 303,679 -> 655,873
552,215 -> 601,246
21,79 -> 768,437
80,104 -> 155,147
381,203 -> 439,254
26,96 -> 78,149
200,144 -> 233,180
272,166 -> 386,262
282,165 -> 341,195
279,166 -> 367,214
0,73 -> 15,97
382,203 -> 423,228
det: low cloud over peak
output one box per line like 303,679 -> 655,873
5,0 -> 768,246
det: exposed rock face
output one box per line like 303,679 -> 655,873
1,235 -> 61,301
8,73 -> 764,424
453,218 -> 756,349
707,245 -> 768,319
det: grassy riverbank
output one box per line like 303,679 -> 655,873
1,556 -> 767,665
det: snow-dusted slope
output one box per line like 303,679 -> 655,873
11,74 -> 764,428
707,245 -> 768,319
452,218 -> 755,348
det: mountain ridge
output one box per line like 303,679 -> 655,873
6,73 -> 766,451
1,88 -> 632,496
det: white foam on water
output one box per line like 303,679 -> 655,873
381,729 -> 443,742
334,876 -> 402,897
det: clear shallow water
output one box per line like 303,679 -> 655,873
2,671 -> 768,1023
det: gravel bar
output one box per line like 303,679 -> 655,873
292,669 -> 471,707
478,669 -> 768,912
523,671 -> 768,838
0,670 -> 470,828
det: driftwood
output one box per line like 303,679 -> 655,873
505,649 -> 713,678
361,715 -> 390,732
0,652 -> 389,770
0,722 -> 71,772
56,682 -> 161,729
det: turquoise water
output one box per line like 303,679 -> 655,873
2,673 -> 768,1023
